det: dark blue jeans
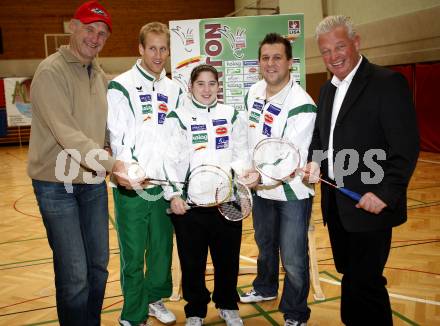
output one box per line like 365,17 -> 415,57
252,195 -> 312,322
32,180 -> 109,326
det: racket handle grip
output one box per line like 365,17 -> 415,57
338,187 -> 362,202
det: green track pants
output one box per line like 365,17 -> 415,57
113,186 -> 173,324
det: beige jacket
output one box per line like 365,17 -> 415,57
28,45 -> 115,183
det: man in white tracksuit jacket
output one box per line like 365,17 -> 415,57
107,22 -> 182,326
239,33 -> 317,326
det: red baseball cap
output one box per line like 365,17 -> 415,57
73,1 -> 112,32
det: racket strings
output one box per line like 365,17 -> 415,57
186,166 -> 232,207
253,138 -> 301,181
217,181 -> 252,221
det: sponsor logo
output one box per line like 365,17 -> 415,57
225,60 -> 243,68
171,26 -> 195,52
136,86 -> 142,92
212,119 -> 227,126
248,67 -> 258,73
218,25 -> 247,59
288,20 -> 301,36
191,124 -> 207,131
216,127 -> 227,135
226,67 -> 243,74
262,124 -> 272,137
225,75 -> 244,83
249,111 -> 260,123
194,145 -> 206,151
143,115 -> 152,122
139,94 -> 152,102
157,93 -> 168,103
243,60 -> 258,66
192,133 -> 208,144
91,8 -> 107,16
157,112 -> 166,124
249,123 -> 256,128
267,104 -> 281,116
142,104 -> 153,114
264,113 -> 273,124
226,82 -> 244,89
159,103 -> 168,113
215,136 -> 229,149
252,101 -> 263,111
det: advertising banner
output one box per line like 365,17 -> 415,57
4,77 -> 33,126
170,14 -> 305,111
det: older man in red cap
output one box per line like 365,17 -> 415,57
28,2 -> 131,325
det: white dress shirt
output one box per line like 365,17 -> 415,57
328,55 -> 363,179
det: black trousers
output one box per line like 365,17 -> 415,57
171,207 -> 242,318
327,188 -> 393,326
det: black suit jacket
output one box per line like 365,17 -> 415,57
308,57 -> 419,232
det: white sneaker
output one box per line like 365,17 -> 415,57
148,299 -> 176,325
239,288 -> 277,303
218,309 -> 243,326
119,318 -> 151,326
285,320 -> 307,326
185,316 -> 204,326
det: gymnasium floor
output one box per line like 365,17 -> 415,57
0,146 -> 439,326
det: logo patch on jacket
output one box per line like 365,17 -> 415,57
252,101 -> 264,111
139,94 -> 152,102
262,124 -> 272,137
158,103 -> 168,113
216,127 -> 227,135
264,113 -> 273,124
215,136 -> 229,149
212,118 -> 227,126
249,111 -> 260,123
192,133 -> 208,144
191,124 -> 206,131
267,104 -> 281,116
158,112 -> 166,124
142,104 -> 153,114
157,93 -> 168,103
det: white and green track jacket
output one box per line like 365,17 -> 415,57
246,78 -> 317,201
162,97 -> 251,203
107,60 -> 183,186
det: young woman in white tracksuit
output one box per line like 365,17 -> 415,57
163,65 -> 251,326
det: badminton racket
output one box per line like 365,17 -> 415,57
166,164 -> 233,214
216,178 -> 253,221
253,137 -> 362,202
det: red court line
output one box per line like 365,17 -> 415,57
13,193 -> 41,218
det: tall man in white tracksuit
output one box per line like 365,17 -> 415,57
107,22 -> 183,326
239,33 -> 317,326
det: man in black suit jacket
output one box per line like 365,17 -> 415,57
304,16 -> 419,325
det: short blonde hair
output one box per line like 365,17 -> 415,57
139,22 -> 170,47
315,15 -> 356,40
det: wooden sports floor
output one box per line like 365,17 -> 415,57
0,145 -> 439,326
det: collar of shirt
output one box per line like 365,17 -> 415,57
191,97 -> 217,111
59,45 -> 99,71
255,76 -> 294,105
135,59 -> 166,83
331,55 -> 363,88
